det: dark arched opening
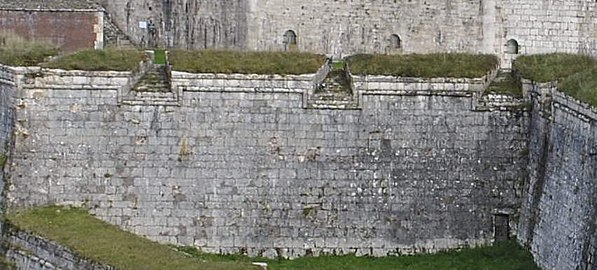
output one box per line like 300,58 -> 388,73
505,39 -> 519,54
390,34 -> 402,49
283,30 -> 297,51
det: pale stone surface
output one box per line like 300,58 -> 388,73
92,0 -> 597,57
517,83 -> 597,270
0,65 -> 595,270
6,68 -> 529,259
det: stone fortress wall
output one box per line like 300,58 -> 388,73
2,61 -> 595,270
0,1 -> 596,269
518,82 -> 597,270
97,0 -> 597,57
5,64 -> 530,258
0,64 -> 17,234
0,59 -> 595,270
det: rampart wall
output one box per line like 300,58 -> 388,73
0,65 -> 16,231
4,66 -> 529,258
517,82 -> 597,270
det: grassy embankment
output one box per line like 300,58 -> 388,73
8,206 -> 249,270
346,53 -> 499,78
168,50 -> 326,75
42,49 -> 145,71
514,53 -> 597,106
7,206 -> 540,270
0,32 -> 59,66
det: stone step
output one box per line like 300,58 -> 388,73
133,65 -> 170,92
131,92 -> 176,98
120,99 -> 180,106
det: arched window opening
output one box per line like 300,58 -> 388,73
390,34 -> 402,49
505,39 -> 519,54
283,30 -> 297,51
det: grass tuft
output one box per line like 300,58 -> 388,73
558,67 -> 597,107
153,49 -> 167,65
169,50 -> 325,75
346,53 -> 498,78
42,49 -> 145,71
0,32 -> 59,66
514,53 -> 597,82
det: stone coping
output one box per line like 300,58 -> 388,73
522,78 -> 596,120
4,63 -> 594,117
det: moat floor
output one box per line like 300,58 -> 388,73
6,206 -> 540,270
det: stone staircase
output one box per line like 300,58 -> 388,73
121,64 -> 180,106
103,15 -> 135,48
484,69 -> 523,98
308,65 -> 358,109
134,65 -> 170,92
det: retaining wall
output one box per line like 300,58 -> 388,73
5,67 -> 529,258
518,82 -> 597,270
0,65 -> 17,234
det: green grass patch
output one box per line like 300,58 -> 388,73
514,53 -> 597,82
0,257 -> 16,270
153,49 -> 166,65
266,241 -> 539,270
42,49 -> 145,71
558,67 -> 597,107
7,206 -> 539,270
346,53 -> 498,78
169,50 -> 325,74
0,32 -> 59,66
7,206 -> 249,270
177,241 -> 539,270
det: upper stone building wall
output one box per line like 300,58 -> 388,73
98,0 -> 248,49
501,0 -> 597,56
0,10 -> 104,52
246,0 -> 487,56
0,0 -> 105,51
94,0 -> 597,57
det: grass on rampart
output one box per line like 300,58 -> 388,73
346,53 -> 499,78
514,53 -> 597,106
169,50 -> 325,74
7,206 -> 540,270
514,53 -> 597,82
42,49 -> 145,71
558,67 -> 597,107
0,32 -> 59,66
7,206 -> 249,270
